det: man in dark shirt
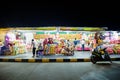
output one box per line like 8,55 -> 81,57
74,38 -> 77,47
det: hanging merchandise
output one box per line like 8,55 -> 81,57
24,33 -> 34,52
5,32 -> 16,45
24,33 -> 34,44
82,33 -> 86,40
114,31 -> 118,40
3,32 -> 16,55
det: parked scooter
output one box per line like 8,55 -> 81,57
90,47 -> 112,64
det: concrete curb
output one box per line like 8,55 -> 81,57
0,58 -> 120,63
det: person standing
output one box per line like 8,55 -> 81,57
73,38 -> 77,47
81,39 -> 85,51
67,39 -> 71,47
31,39 -> 36,57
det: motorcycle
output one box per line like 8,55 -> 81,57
90,47 -> 112,64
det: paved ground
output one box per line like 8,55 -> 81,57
0,62 -> 120,80
0,51 -> 120,59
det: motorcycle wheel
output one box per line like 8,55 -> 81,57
90,55 -> 97,64
104,53 -> 112,63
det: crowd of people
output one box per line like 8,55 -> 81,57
31,38 -> 79,57
31,37 -> 95,57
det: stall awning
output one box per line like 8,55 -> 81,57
60,27 -> 108,31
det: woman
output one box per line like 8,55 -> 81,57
36,43 -> 43,57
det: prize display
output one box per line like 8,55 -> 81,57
91,31 -> 120,55
0,30 -> 27,55
0,27 -> 120,56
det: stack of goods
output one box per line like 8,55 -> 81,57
105,46 -> 114,54
104,40 -> 120,54
18,45 -> 25,54
49,44 -> 56,54
112,44 -> 120,54
15,40 -> 26,54
76,44 -> 91,51
84,45 -> 91,51
76,45 -> 82,51
56,44 -> 62,54
26,43 -> 32,52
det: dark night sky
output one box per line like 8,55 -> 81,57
0,2 -> 120,30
